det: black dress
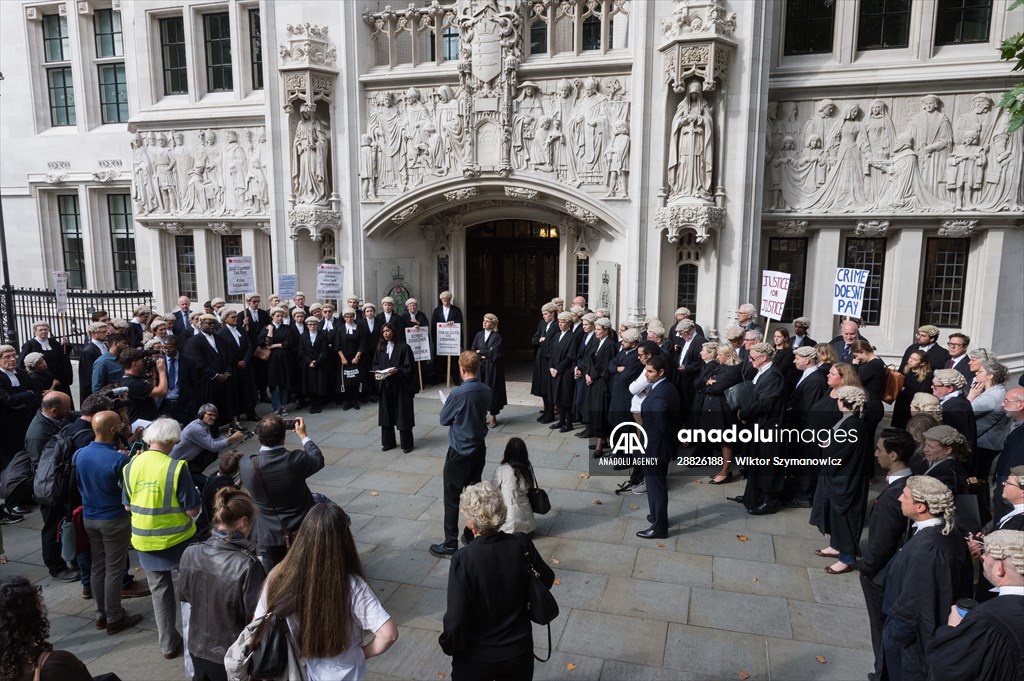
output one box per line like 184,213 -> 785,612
816,414 -> 871,557
335,323 -> 367,406
582,337 -> 616,439
298,331 -> 331,401
373,342 -> 417,432
856,357 -> 886,439
255,323 -> 292,391
20,337 -> 73,402
891,369 -> 933,429
693,363 -> 742,431
471,330 -> 507,416
530,319 -> 556,399
609,347 -> 643,427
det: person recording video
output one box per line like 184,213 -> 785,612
118,348 -> 166,425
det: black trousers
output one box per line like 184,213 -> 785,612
191,656 -> 228,681
443,446 -> 486,545
40,500 -> 72,574
382,427 -> 414,451
451,651 -> 533,681
860,573 -> 889,681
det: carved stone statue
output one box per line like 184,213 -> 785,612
806,103 -> 870,213
864,99 -> 896,200
369,91 -> 407,190
151,133 -> 178,214
978,106 -> 1024,211
292,104 -> 330,205
667,79 -> 714,200
803,99 -> 836,172
512,81 -> 544,170
605,123 -> 630,198
359,134 -> 379,200
245,127 -> 269,214
945,128 -> 986,210
432,85 -> 464,174
905,94 -> 953,193
130,132 -> 157,215
869,134 -> 951,212
403,87 -> 431,186
221,129 -> 248,214
569,77 -> 613,183
171,132 -> 194,205
553,79 -> 579,184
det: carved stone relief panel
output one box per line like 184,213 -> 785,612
763,92 -> 1023,215
129,127 -> 269,218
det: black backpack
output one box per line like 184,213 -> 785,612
1,450 -> 35,505
33,426 -> 87,506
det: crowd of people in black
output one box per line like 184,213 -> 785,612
1,288 -> 1022,681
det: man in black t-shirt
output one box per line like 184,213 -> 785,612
118,348 -> 167,425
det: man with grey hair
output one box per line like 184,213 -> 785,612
928,529 -> 1024,680
79,321 -> 110,404
993,389 -> 1024,522
430,290 -> 464,386
739,329 -> 763,380
830,319 -> 867,364
670,307 -> 705,342
901,324 -> 951,372
169,403 -> 246,486
932,368 -> 977,452
882,476 -> 972,681
671,319 -> 705,413
572,295 -> 591,314
735,303 -> 759,333
791,317 -> 815,348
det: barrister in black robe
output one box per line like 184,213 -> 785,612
609,333 -> 644,429
19,322 -> 73,403
939,391 -> 978,455
0,357 -> 39,467
255,309 -> 293,414
858,428 -> 914,681
530,308 -> 557,422
186,316 -> 238,426
881,480 -> 973,681
470,315 -> 507,426
783,351 -> 829,505
927,590 -> 1024,681
573,319 -> 596,428
298,319 -> 330,413
399,300 -> 429,344
582,321 -> 616,452
217,310 -> 257,420
359,305 -> 381,402
335,310 -> 367,410
814,397 -> 871,569
670,325 -> 705,415
899,327 -> 951,373
241,295 -> 271,401
373,324 -> 416,452
971,510 -> 1024,602
689,354 -> 718,429
429,293 -> 464,386
891,355 -> 933,429
736,347 -> 786,514
547,316 -> 579,431
286,309 -> 311,408
78,329 -> 107,405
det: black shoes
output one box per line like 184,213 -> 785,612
51,568 -> 80,582
636,528 -> 668,540
708,472 -> 734,485
726,496 -> 746,504
538,414 -> 555,424
429,543 -> 457,558
559,425 -> 573,433
748,502 -> 780,516
548,422 -> 563,430
784,498 -> 813,508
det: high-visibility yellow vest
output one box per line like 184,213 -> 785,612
123,450 -> 196,552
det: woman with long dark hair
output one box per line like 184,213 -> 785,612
0,576 -> 93,681
372,323 -> 417,452
490,437 -> 537,535
892,349 -> 933,429
253,503 -> 398,679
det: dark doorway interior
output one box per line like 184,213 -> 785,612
465,220 -> 560,361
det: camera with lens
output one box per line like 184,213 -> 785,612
140,348 -> 162,372
283,418 -> 299,430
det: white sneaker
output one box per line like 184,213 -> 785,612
631,483 -> 647,495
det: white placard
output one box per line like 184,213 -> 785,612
316,264 -> 344,300
760,270 -> 791,321
436,323 -> 462,356
225,256 -> 254,296
404,326 -> 431,362
53,271 -> 69,314
277,274 -> 298,301
833,268 -> 870,318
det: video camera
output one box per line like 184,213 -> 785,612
140,348 -> 162,372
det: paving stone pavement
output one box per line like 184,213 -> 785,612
0,378 -> 875,680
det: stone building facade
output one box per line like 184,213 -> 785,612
1,0 -> 1021,364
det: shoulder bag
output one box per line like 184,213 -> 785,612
881,365 -> 905,404
513,533 -> 559,662
724,380 -> 755,413
525,466 -> 551,515
253,345 -> 271,361
225,613 -> 307,681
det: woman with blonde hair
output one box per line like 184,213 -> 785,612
966,360 -> 1010,482
700,344 -> 743,484
814,386 -> 871,574
471,313 -> 507,427
892,349 -> 933,429
252,503 -> 398,680
815,342 -> 837,377
440,482 -> 554,679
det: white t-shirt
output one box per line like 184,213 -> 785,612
255,575 -> 391,681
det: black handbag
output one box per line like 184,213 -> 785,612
527,487 -> 551,515
249,612 -> 291,679
513,533 -> 559,662
725,380 -> 755,413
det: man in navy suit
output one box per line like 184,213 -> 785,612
943,333 -> 975,385
78,321 -> 109,405
830,320 -> 863,364
172,295 -> 192,337
637,355 -> 680,539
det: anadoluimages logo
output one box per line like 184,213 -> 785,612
609,422 -> 648,456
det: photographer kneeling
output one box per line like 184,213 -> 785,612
237,414 -> 324,572
118,348 -> 167,426
170,403 -> 247,491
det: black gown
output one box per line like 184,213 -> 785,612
548,331 -> 579,410
738,366 -> 786,508
891,370 -> 933,429
298,331 -> 331,399
530,319 -> 556,399
373,342 -> 416,431
582,337 -> 616,439
335,323 -> 367,405
255,323 -> 293,391
217,324 -> 256,419
20,337 -> 73,403
927,594 -> 1024,681
881,525 -> 973,681
815,414 -> 871,556
471,330 -> 507,416
609,347 -> 643,427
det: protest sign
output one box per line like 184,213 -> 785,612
278,274 -> 298,301
225,256 -> 254,295
436,323 -> 462,356
53,272 -> 69,314
404,326 -> 431,362
760,270 -> 791,321
316,264 -> 343,300
833,268 -> 870,317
